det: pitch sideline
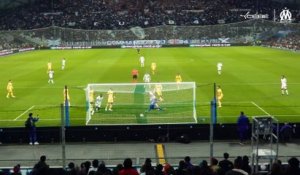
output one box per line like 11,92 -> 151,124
14,105 -> 35,121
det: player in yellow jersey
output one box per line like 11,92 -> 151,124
62,58 -> 66,70
47,61 -> 52,73
63,85 -> 70,106
6,80 -> 16,98
216,85 -> 223,108
89,88 -> 95,115
151,62 -> 157,75
175,73 -> 182,90
105,88 -> 114,111
154,83 -> 163,101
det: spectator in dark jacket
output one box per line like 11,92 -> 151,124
199,160 -> 214,175
280,123 -> 293,142
119,158 -> 139,175
267,162 -> 283,175
225,157 -> 248,175
32,155 -> 49,175
66,162 -> 78,175
284,157 -> 300,175
26,113 -> 39,145
175,160 -> 188,175
154,164 -> 164,175
97,161 -> 112,175
219,152 -> 234,175
241,156 -> 251,174
112,164 -> 123,175
140,158 -> 155,175
237,112 -> 250,145
184,156 -> 194,174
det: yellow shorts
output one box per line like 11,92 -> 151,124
108,98 -> 114,103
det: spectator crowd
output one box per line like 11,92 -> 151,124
0,0 -> 299,30
262,33 -> 300,51
2,154 -> 299,175
0,0 -> 299,51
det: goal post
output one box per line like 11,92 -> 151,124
85,82 -> 197,125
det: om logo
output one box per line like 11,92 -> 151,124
280,7 -> 292,23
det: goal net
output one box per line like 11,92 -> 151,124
85,82 -> 197,125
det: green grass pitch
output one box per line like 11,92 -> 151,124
0,46 -> 299,127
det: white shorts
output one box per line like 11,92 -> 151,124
96,102 -> 102,107
281,84 -> 287,89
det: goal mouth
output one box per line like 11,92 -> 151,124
85,82 -> 197,125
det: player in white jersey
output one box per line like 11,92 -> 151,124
139,56 -> 145,67
148,91 -> 161,111
95,94 -> 104,112
281,75 -> 288,95
48,69 -> 54,84
143,73 -> 151,83
62,58 -> 66,70
143,73 -> 151,88
217,62 -> 223,75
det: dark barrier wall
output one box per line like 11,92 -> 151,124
0,123 -> 298,144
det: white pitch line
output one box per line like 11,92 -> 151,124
251,101 -> 271,116
14,105 -> 35,121
216,82 -> 300,86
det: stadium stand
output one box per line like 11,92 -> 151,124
0,1 -> 298,51
0,0 -> 299,30
262,32 -> 300,51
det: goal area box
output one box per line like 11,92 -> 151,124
85,82 -> 197,125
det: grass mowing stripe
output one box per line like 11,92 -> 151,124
14,105 -> 35,121
134,84 -> 147,123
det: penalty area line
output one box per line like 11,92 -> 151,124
14,105 -> 35,121
251,101 -> 271,116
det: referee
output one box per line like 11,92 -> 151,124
131,68 -> 139,83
